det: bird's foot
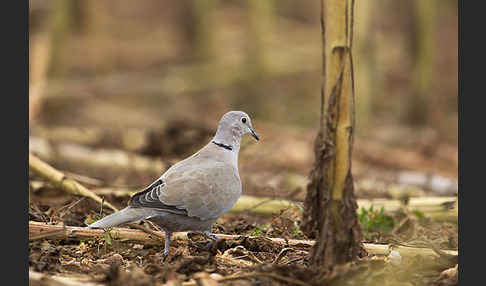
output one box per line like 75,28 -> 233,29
203,231 -> 219,241
161,249 -> 170,262
187,231 -> 224,255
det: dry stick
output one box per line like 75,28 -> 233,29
29,222 -> 458,259
392,215 -> 411,236
127,223 -> 166,241
57,197 -> 86,219
29,137 -> 165,175
272,247 -> 293,264
29,221 -> 159,243
30,226 -> 67,241
63,170 -> 104,186
29,153 -> 118,212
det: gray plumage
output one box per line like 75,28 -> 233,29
89,111 -> 259,257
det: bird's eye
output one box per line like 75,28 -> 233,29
241,117 -> 247,123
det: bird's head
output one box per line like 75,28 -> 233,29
218,110 -> 259,141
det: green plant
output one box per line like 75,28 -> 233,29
84,211 -> 105,226
250,224 -> 270,237
359,206 -> 395,236
292,226 -> 303,238
103,230 -> 113,246
412,209 -> 427,226
250,226 -> 263,236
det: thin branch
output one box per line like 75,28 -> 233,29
29,153 -> 118,211
272,247 -> 293,264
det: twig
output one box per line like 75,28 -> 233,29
29,153 -> 118,211
241,250 -> 264,264
64,170 -> 104,186
127,222 -> 166,241
392,207 -> 413,235
57,197 -> 86,219
144,220 -> 163,232
286,256 -> 305,265
272,247 -> 293,264
242,197 -> 276,213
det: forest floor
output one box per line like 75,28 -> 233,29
29,1 -> 458,283
29,115 -> 458,286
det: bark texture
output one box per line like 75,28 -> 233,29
301,0 -> 363,271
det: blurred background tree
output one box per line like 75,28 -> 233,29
29,0 -> 457,195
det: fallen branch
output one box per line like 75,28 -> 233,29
91,188 -> 458,223
234,195 -> 458,223
29,221 -> 458,259
29,226 -> 67,241
29,153 -> 118,211
29,137 -> 166,176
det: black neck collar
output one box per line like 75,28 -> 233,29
212,141 -> 233,151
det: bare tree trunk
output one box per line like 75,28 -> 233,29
233,0 -> 276,117
47,0 -> 75,78
178,0 -> 218,63
301,0 -> 363,272
406,0 -> 437,126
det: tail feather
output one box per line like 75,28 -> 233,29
88,207 -> 154,228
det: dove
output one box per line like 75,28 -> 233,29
89,111 -> 259,257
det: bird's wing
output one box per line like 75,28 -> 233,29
128,178 -> 188,216
160,159 -> 242,220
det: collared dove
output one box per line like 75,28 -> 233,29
89,111 -> 259,257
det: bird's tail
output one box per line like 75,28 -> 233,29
88,207 -> 152,229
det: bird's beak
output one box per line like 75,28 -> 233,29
250,128 -> 259,141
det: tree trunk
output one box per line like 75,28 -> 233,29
178,0 -> 218,63
301,0 -> 363,272
406,0 -> 437,126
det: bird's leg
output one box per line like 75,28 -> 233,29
162,231 -> 172,258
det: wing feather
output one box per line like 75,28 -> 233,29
128,179 -> 188,216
